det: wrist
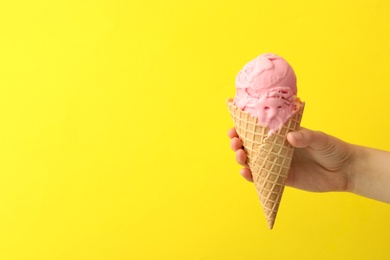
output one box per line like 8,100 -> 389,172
345,144 -> 364,194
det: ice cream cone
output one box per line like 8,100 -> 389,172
227,98 -> 304,229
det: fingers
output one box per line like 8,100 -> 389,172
227,128 -> 238,139
228,128 -> 242,151
230,137 -> 243,151
287,127 -> 330,151
228,131 -> 248,167
235,147 -> 252,182
236,148 -> 248,167
228,127 -> 252,182
240,168 -> 253,182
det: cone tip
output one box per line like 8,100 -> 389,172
267,220 -> 275,230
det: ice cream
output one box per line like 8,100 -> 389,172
227,53 -> 304,229
233,53 -> 301,135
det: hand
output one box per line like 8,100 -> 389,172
228,127 -> 352,193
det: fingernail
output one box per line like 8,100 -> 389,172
293,131 -> 303,142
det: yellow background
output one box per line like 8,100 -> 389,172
1,0 -> 390,259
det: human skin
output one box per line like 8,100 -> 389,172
228,127 -> 390,204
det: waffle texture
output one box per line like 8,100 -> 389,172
227,98 -> 304,229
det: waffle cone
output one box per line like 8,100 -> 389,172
227,98 -> 304,229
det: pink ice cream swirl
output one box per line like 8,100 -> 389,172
233,53 -> 299,135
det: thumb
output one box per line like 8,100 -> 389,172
287,127 -> 330,151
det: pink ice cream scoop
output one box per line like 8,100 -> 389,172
233,53 -> 299,135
